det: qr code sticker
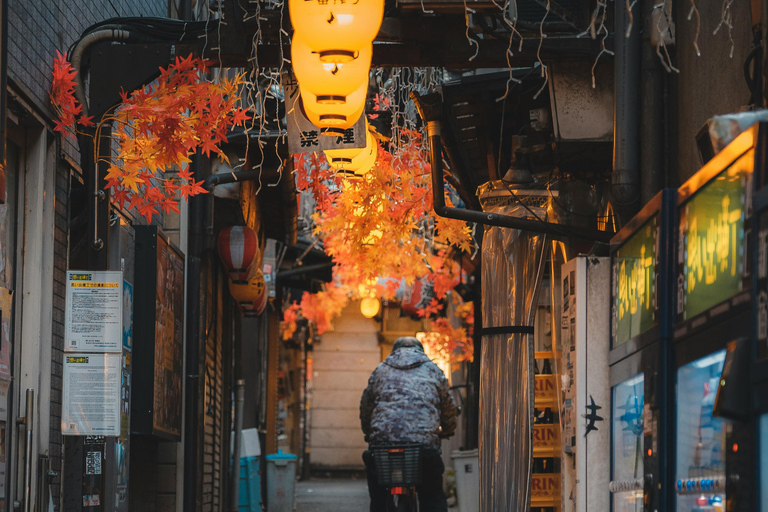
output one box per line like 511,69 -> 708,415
86,451 -> 102,475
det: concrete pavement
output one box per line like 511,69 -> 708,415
295,477 -> 370,512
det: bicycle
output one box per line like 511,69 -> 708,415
370,443 -> 423,512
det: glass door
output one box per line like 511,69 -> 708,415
611,373 -> 644,512
675,350 -> 726,512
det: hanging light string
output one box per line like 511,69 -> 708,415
713,0 -> 735,58
463,0 -> 480,61
625,0 -> 638,37
687,0 -> 701,56
654,1 -> 679,72
590,1 -> 613,88
532,0 -> 550,100
496,0 -> 523,102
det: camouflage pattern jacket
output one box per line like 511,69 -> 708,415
360,347 -> 457,447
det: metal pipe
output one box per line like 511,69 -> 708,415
70,29 -> 130,115
203,168 -> 266,191
612,0 -> 641,220
184,152 -> 205,512
410,91 -> 611,243
230,379 -> 245,511
640,0 -> 664,204
23,389 -> 34,512
277,262 -> 335,280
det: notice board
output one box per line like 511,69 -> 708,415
132,226 -> 184,440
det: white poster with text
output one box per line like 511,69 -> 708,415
65,271 -> 123,352
62,353 -> 121,436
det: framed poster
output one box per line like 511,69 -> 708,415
132,227 -> 184,440
62,353 -> 121,436
65,271 -> 123,352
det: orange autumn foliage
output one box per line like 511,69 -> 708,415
50,52 -> 248,221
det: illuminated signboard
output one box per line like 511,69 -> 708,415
678,151 -> 753,321
612,216 -> 658,347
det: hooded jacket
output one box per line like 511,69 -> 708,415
360,346 -> 457,447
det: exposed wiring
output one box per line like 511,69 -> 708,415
532,1 -> 550,100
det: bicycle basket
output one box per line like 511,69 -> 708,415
372,444 -> 422,487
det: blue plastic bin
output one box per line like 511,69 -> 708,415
238,456 -> 261,512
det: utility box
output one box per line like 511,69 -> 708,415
265,451 -> 297,512
559,256 -> 610,512
452,449 -> 479,512
237,429 -> 262,512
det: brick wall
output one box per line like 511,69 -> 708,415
6,0 -> 169,508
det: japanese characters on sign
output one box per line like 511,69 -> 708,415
65,271 -> 123,353
283,72 -> 366,155
678,152 -> 752,321
611,216 -> 658,347
62,353 -> 122,436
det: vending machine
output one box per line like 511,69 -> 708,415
750,123 -> 768,512
674,125 -> 757,512
609,189 -> 677,512
559,256 -> 610,512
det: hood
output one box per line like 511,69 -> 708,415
384,347 -> 431,370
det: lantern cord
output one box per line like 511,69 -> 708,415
688,0 -> 701,56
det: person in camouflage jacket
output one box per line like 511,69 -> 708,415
360,336 -> 458,512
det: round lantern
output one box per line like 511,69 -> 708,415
401,276 -> 434,317
228,269 -> 266,304
289,0 -> 384,63
218,226 -> 260,284
300,81 -> 367,133
292,37 -> 372,105
326,128 -> 378,175
360,297 -> 380,318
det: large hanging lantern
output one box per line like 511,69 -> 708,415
301,82 -> 367,133
292,37 -> 372,105
228,269 -> 266,305
218,226 -> 260,283
326,128 -> 378,175
401,276 -> 435,317
289,0 -> 384,63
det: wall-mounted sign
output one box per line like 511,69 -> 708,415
132,227 -> 184,440
62,353 -> 121,436
65,271 -> 123,352
612,216 -> 658,347
678,152 -> 752,321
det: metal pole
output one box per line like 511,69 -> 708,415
230,379 -> 245,511
23,389 -> 34,512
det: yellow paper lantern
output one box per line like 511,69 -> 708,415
292,37 -> 372,105
289,0 -> 384,63
326,127 -> 378,175
228,269 -> 266,304
360,297 -> 381,318
301,81 -> 367,132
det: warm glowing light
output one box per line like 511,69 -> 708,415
288,0 -> 384,63
732,443 -> 739,453
301,81 -> 367,131
292,36 -> 372,104
326,128 -> 378,175
360,297 -> 380,318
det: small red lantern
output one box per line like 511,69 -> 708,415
218,226 -> 260,283
401,277 -> 434,317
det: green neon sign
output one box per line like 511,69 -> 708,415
679,152 -> 752,320
612,216 -> 657,347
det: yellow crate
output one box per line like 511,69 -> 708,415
530,473 -> 560,507
534,375 -> 556,407
533,424 -> 559,457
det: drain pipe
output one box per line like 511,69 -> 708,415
640,0 -> 664,203
411,92 -> 613,244
612,0 -> 641,221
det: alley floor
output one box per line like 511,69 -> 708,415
295,478 -> 370,512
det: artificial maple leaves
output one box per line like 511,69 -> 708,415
421,316 -> 473,364
294,128 -> 473,316
50,53 -> 248,221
